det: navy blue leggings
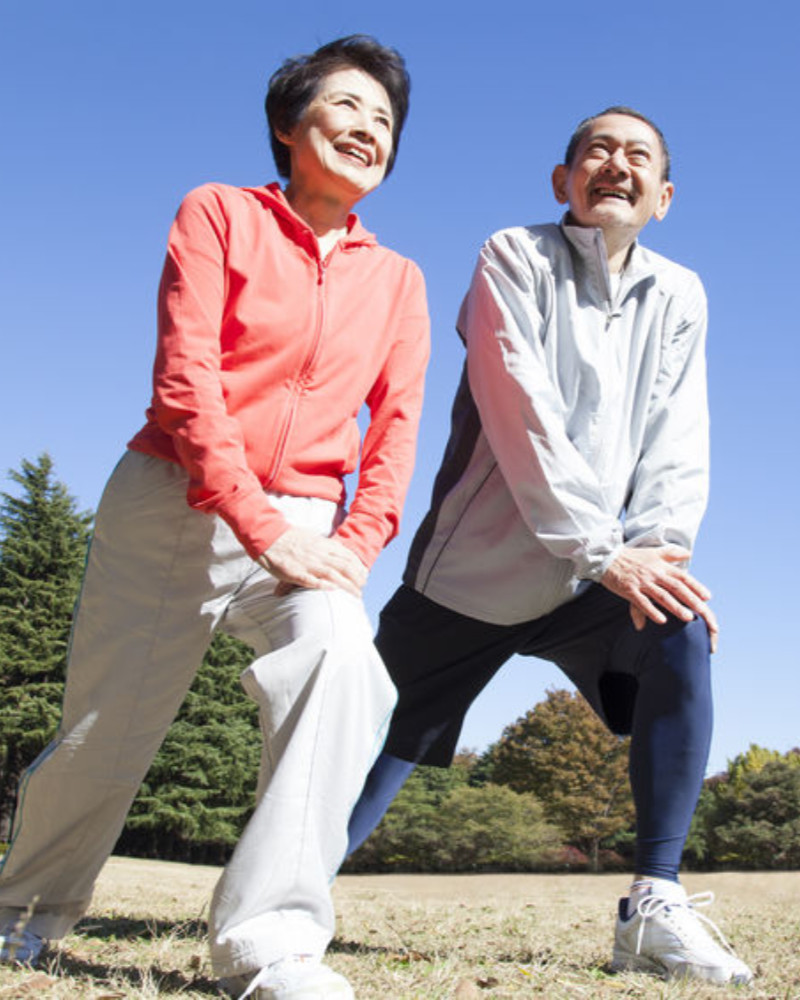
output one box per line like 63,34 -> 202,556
348,584 -> 712,880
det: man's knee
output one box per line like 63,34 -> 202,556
642,614 -> 712,704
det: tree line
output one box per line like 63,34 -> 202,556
1,455 -> 798,872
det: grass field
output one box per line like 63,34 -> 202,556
0,858 -> 797,998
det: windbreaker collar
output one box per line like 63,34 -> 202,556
559,214 -> 657,282
246,182 -> 378,253
559,214 -> 662,307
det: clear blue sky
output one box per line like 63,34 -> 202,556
2,1 -> 798,775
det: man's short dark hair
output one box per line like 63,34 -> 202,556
564,106 -> 671,181
266,35 -> 411,180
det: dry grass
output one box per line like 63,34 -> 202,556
0,859 -> 797,998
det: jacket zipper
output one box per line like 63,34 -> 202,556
264,254 -> 328,487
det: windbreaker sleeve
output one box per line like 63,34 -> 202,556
623,275 -> 710,549
334,261 -> 430,568
150,185 -> 290,557
464,234 -> 623,579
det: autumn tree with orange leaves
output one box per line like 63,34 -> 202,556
484,688 -> 634,870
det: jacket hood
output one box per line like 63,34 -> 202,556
244,183 -> 378,254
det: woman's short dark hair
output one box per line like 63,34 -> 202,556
564,106 -> 671,181
266,35 -> 411,180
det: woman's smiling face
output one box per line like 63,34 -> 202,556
280,66 -> 394,205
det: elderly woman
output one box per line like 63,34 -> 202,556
0,36 -> 429,1000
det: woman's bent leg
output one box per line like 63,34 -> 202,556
209,586 -> 396,979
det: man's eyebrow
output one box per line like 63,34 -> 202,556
586,132 -> 654,148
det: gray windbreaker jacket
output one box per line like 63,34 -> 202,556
404,220 -> 710,625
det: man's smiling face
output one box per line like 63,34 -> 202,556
551,113 -> 674,239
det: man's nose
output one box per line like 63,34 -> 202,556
604,147 -> 629,174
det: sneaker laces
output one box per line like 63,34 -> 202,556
634,890 -> 736,958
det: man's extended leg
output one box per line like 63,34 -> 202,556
345,585 -> 529,856
347,753 -> 416,855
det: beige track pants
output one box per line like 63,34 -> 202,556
0,451 -> 395,977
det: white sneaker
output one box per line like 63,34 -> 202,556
220,955 -> 354,999
0,925 -> 45,965
611,881 -> 753,984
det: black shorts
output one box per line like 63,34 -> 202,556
376,583 -> 676,767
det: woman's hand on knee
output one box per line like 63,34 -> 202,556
258,527 -> 368,597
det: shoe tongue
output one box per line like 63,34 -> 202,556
646,879 -> 688,905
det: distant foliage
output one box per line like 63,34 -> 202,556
685,746 -> 800,870
0,454 -> 92,837
483,688 -> 634,871
345,761 -> 563,872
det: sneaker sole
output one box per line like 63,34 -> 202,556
612,950 -> 752,985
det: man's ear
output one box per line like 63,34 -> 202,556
551,164 -> 569,205
653,180 -> 675,221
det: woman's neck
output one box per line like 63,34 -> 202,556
284,183 -> 352,258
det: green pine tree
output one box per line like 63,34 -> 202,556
0,454 -> 92,837
120,631 -> 262,864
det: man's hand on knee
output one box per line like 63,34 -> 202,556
601,545 -> 718,652
258,527 -> 368,597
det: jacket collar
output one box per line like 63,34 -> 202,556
559,214 -> 659,303
246,183 -> 377,256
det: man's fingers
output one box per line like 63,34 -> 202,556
631,592 -> 667,626
667,565 -> 712,601
630,605 -> 647,631
694,601 -> 719,653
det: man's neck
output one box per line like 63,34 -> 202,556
564,214 -> 637,273
603,231 -> 636,274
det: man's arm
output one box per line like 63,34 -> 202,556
603,274 -> 716,645
464,233 -> 625,579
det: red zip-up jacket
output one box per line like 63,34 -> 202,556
128,182 -> 430,568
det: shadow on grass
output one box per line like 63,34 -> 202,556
52,954 -> 221,995
33,922 -> 417,996
74,914 -> 208,942
39,916 -> 223,995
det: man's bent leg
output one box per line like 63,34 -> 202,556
209,587 -> 396,980
623,615 -> 712,881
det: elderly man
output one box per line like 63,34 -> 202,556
348,106 -> 753,986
